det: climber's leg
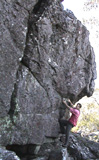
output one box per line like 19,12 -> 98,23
63,123 -> 73,147
59,119 -> 68,134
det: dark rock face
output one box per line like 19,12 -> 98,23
69,133 -> 99,160
0,0 -> 97,159
22,0 -> 96,103
4,133 -> 99,160
0,0 -> 38,117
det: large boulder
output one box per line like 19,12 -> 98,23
0,0 -> 97,158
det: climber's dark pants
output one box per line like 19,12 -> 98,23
59,119 -> 74,146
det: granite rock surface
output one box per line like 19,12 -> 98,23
0,0 -> 97,159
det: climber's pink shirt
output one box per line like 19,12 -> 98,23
69,108 -> 80,126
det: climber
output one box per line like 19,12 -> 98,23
59,99 -> 82,148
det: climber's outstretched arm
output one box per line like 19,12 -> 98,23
68,99 -> 74,108
63,100 -> 71,110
